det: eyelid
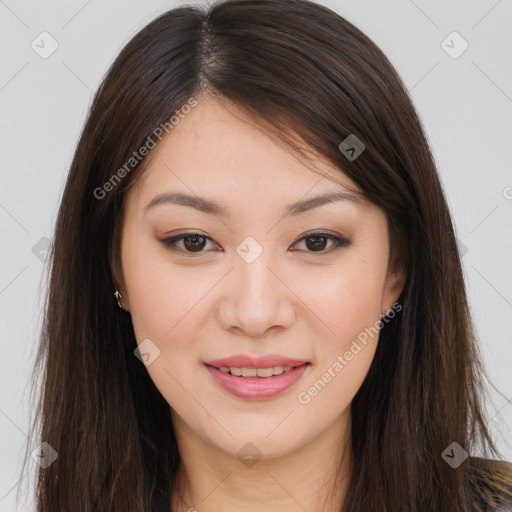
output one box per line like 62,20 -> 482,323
160,229 -> 351,255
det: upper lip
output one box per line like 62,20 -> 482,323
204,354 -> 309,369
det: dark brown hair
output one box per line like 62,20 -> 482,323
19,0 -> 512,510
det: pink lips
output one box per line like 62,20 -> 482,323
203,354 -> 310,400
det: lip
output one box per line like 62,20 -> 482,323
204,358 -> 310,400
204,354 -> 309,369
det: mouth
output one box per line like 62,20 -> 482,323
203,355 -> 311,400
204,355 -> 309,372
214,365 -> 297,377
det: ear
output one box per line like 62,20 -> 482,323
111,245 -> 130,312
113,277 -> 130,312
381,249 -> 406,315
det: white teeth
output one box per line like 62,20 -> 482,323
218,365 -> 294,377
256,367 -> 274,377
242,367 -> 257,377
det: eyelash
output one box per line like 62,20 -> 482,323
161,230 -> 351,256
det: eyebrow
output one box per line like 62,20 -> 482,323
144,190 -> 363,218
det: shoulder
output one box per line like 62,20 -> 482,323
467,457 -> 512,512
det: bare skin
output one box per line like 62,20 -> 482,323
116,95 -> 406,511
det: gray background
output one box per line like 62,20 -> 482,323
1,0 -> 511,509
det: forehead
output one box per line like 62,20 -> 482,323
125,96 -> 366,213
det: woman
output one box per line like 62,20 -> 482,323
21,0 -> 512,510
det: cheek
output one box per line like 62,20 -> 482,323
298,258 -> 384,346
122,240 -> 210,409
295,258 -> 384,412
299,341 -> 376,430
296,266 -> 383,423
121,228 -> 205,336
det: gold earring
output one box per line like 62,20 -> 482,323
114,289 -> 123,309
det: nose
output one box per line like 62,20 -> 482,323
215,248 -> 296,338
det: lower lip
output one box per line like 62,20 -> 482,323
204,363 -> 310,400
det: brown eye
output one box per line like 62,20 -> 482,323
182,234 -> 207,252
304,234 -> 329,252
162,232 -> 215,254
292,232 -> 351,254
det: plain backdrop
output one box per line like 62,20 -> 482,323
1,0 -> 511,510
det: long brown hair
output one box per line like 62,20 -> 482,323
19,0 -> 512,510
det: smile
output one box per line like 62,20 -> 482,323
204,362 -> 310,400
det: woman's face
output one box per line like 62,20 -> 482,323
118,95 -> 405,460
